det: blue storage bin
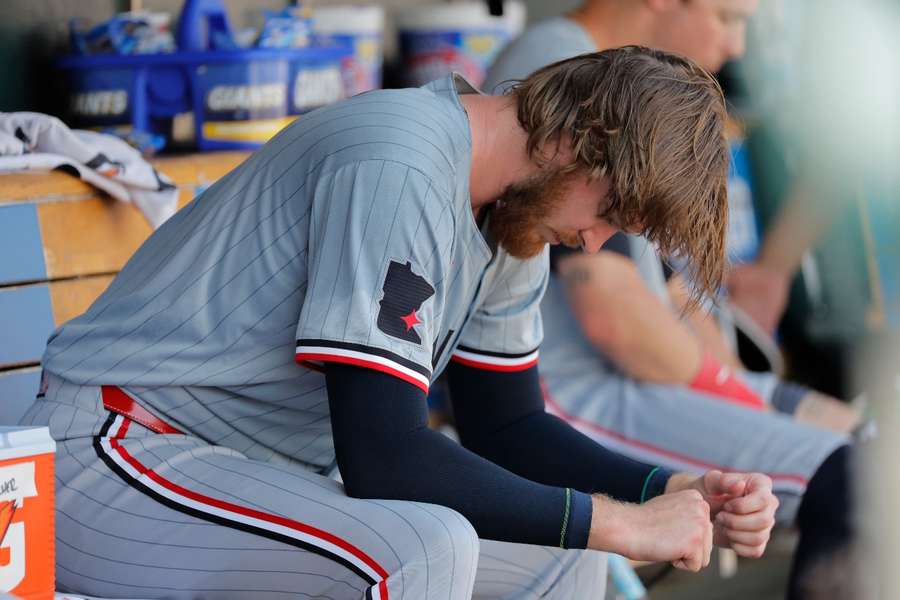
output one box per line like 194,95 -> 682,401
58,45 -> 351,150
726,138 -> 761,264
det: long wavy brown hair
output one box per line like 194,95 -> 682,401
509,46 -> 729,310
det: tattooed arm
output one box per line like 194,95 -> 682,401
555,251 -> 703,384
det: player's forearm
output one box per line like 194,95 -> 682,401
756,178 -> 838,276
667,276 -> 743,370
326,362 -> 593,548
586,491 -> 689,555
447,362 -> 672,503
589,304 -> 702,384
557,255 -> 701,384
460,408 -> 671,502
587,494 -> 632,554
341,424 -> 593,547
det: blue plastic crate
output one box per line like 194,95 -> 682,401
58,45 -> 351,151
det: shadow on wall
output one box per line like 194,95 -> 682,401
0,0 -> 287,113
0,25 -> 70,114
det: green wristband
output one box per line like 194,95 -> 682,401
640,467 -> 661,504
559,487 -> 572,548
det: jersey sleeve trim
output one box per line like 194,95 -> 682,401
296,339 -> 431,393
450,345 -> 540,372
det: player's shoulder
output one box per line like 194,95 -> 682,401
339,85 -> 460,130
484,17 -> 594,93
516,17 -> 593,52
520,17 -> 584,41
298,85 -> 468,191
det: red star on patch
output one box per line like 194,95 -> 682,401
400,310 -> 421,331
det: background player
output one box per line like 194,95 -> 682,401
484,2 -> 857,598
24,49 -> 776,599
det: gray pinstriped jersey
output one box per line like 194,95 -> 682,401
42,74 -> 548,471
483,18 -> 597,96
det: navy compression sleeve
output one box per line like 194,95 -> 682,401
325,362 -> 592,548
446,361 -> 672,504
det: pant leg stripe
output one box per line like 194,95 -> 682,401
542,384 -> 809,495
92,421 -> 390,595
109,414 -> 131,439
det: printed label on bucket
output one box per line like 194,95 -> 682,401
0,452 -> 54,600
291,65 -> 346,113
66,67 -> 134,127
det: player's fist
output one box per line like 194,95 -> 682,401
711,472 -> 778,558
589,492 -> 713,572
668,470 -> 778,559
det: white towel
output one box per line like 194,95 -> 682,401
0,112 -> 177,228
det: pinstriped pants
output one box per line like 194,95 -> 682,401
22,375 -> 606,599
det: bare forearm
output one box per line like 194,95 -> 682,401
757,179 -> 838,276
603,312 -> 701,384
668,276 -> 743,370
588,473 -> 698,557
588,494 -> 631,553
558,254 -> 702,384
587,485 -> 714,571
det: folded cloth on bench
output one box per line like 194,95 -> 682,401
0,112 -> 177,228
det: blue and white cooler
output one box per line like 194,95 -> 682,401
313,5 -> 385,95
396,1 -> 526,88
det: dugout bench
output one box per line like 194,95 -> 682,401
0,152 -> 250,425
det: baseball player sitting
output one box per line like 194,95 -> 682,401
23,48 -> 777,599
484,2 -> 857,599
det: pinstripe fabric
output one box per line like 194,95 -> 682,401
38,74 -> 547,471
473,541 -> 606,599
538,277 -> 848,524
450,248 -> 548,370
33,374 -> 599,599
31,375 -> 473,600
482,11 -> 846,545
21,74 -> 600,597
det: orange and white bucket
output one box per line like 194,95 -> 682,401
0,427 -> 55,600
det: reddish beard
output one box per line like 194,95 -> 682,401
488,168 -> 573,259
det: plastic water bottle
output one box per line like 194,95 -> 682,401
608,553 -> 648,600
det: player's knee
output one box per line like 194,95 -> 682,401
431,504 -> 479,553
409,504 -> 479,569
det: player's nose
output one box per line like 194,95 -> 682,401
579,222 -> 618,254
726,28 -> 747,62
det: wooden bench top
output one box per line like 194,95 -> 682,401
0,151 -> 252,385
0,151 -> 250,205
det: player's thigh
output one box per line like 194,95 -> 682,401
55,431 -> 477,600
472,540 -> 606,600
739,370 -> 781,404
546,370 -> 847,524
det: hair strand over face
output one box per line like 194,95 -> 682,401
510,46 -> 730,311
